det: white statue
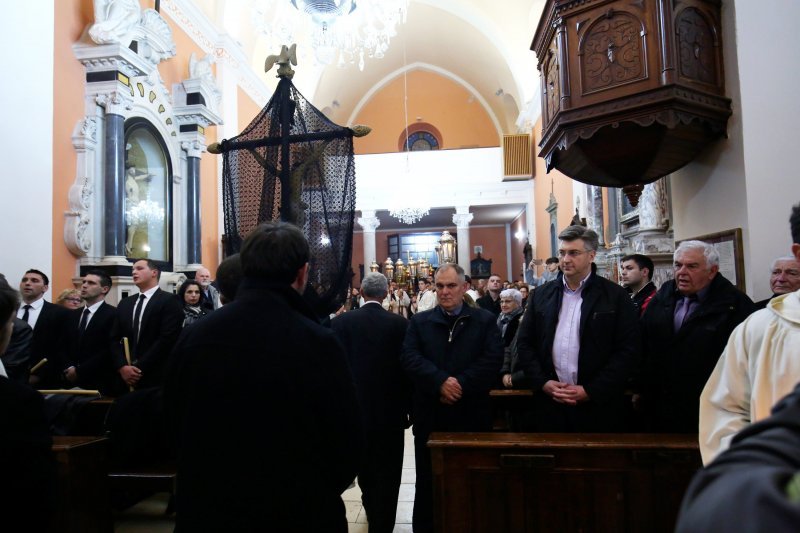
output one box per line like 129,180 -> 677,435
124,166 -> 154,254
89,0 -> 140,45
189,52 -> 215,82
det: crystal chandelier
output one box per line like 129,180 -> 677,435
253,0 -> 409,71
126,200 -> 165,226
390,207 -> 429,225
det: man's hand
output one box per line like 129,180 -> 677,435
502,374 -> 513,388
543,381 -> 589,405
64,366 -> 78,383
119,365 -> 142,386
439,377 -> 463,405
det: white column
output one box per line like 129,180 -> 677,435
357,210 -> 380,267
452,206 -> 473,273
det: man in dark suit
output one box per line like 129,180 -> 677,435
114,259 -> 183,391
516,225 -> 640,433
164,222 -> 362,532
332,272 -> 410,533
60,270 -> 118,392
640,240 -> 756,433
17,269 -> 69,388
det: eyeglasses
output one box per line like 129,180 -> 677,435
557,249 -> 588,258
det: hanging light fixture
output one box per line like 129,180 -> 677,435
253,0 -> 408,71
389,206 -> 429,225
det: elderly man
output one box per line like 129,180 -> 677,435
640,240 -> 756,433
754,255 -> 800,308
401,263 -> 503,533
195,266 -> 220,311
700,205 -> 800,463
165,222 -> 362,532
516,225 -> 640,432
332,273 -> 409,533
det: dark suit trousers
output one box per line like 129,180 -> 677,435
413,433 -> 434,533
359,428 -> 405,533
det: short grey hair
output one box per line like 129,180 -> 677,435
435,263 -> 466,283
675,240 -> 720,268
558,225 -> 599,252
361,272 -> 388,298
500,288 -> 522,306
772,256 -> 800,271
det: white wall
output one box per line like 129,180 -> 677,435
671,0 -> 800,299
0,1 -> 55,295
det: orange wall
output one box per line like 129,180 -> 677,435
350,231 -> 364,286
533,117 -> 575,261
353,70 -> 499,154
52,0 -> 94,293
238,87 -> 263,133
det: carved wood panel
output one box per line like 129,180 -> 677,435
676,7 -> 718,86
544,41 -> 561,126
580,10 -> 648,94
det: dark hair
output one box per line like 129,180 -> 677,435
216,254 -> 243,303
545,257 -> 559,265
84,269 -> 112,289
0,273 -> 20,323
791,203 -> 800,245
465,274 -> 472,284
621,254 -> 655,281
240,222 -> 310,284
558,225 -> 600,251
24,269 -> 49,286
132,259 -> 161,280
177,280 -> 205,305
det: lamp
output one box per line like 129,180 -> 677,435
253,0 -> 408,71
394,258 -> 406,284
389,206 -> 429,225
369,259 -> 380,272
436,231 -> 457,264
383,257 -> 394,281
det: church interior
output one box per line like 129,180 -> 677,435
1,0 -> 799,531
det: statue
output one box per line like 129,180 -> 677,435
265,44 -> 298,79
124,166 -> 154,255
189,52 -> 215,82
89,0 -> 140,45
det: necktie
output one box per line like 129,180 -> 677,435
78,307 -> 90,336
133,294 -> 146,344
21,304 -> 32,323
674,295 -> 697,332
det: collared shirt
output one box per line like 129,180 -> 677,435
80,300 -> 105,329
17,296 -> 45,329
674,282 -> 713,325
133,286 -> 160,335
361,300 -> 382,307
440,303 -> 464,317
552,272 -> 591,385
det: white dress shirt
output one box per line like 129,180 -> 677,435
552,273 -> 591,385
17,296 -> 45,329
132,286 -> 160,336
80,300 -> 105,329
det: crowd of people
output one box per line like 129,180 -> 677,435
2,203 -> 800,531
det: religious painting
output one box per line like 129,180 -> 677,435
678,228 -> 745,291
124,120 -> 172,264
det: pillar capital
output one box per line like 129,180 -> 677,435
357,210 -> 381,233
452,212 -> 474,229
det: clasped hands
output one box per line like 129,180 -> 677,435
439,376 -> 462,405
542,380 -> 588,405
119,364 -> 142,386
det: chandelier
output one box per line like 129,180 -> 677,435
126,200 -> 165,226
390,206 -> 429,225
253,0 -> 409,71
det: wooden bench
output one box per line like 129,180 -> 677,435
51,436 -> 112,532
489,389 -> 533,431
429,432 -> 701,533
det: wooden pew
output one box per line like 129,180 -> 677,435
489,389 -> 533,431
51,436 -> 112,533
429,432 -> 700,533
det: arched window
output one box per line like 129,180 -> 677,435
398,122 -> 443,151
124,119 -> 173,267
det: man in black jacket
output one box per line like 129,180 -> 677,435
620,253 -> 657,317
401,263 -> 503,533
640,240 -> 756,433
516,225 -> 640,432
61,270 -> 118,392
165,222 -> 362,533
113,259 -> 183,391
332,272 -> 409,533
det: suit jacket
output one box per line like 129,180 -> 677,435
61,302 -> 118,391
114,288 -> 184,389
1,319 -> 32,384
640,274 -> 756,432
516,267 -> 641,432
331,302 -> 410,432
29,301 -> 70,388
164,278 -> 362,532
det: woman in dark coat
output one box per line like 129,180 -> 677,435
177,280 -> 207,327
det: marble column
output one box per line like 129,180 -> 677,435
103,111 -> 126,260
357,210 -> 380,268
588,185 -> 605,246
453,206 -> 474,273
183,142 -> 202,266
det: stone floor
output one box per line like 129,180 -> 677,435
114,429 -> 416,532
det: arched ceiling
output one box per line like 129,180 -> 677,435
190,0 -> 545,132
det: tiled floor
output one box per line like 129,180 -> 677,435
114,429 -> 417,532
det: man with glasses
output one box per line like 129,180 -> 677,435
516,225 -> 640,432
640,240 -> 755,434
